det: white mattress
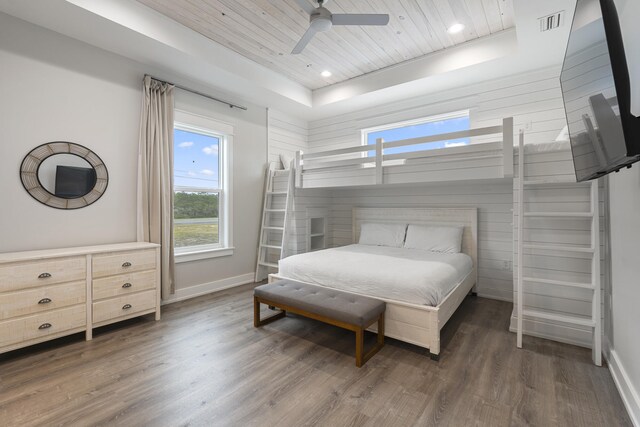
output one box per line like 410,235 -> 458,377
277,244 -> 473,306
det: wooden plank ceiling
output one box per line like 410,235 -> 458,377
136,0 -> 515,89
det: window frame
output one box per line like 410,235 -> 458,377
173,109 -> 234,262
360,109 -> 471,155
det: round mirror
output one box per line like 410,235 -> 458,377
20,142 -> 108,209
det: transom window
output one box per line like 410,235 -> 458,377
362,110 -> 470,156
173,110 -> 232,258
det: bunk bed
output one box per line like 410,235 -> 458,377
294,117 -> 514,189
270,207 -> 478,360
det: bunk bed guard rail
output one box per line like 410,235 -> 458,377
295,117 -> 514,188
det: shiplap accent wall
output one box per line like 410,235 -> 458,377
307,67 -> 567,153
267,108 -> 309,168
266,110 -> 330,259
302,67 -> 568,301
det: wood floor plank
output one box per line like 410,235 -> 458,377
0,283 -> 632,427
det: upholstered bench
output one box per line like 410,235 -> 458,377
253,280 -> 386,367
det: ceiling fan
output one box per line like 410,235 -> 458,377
292,0 -> 390,54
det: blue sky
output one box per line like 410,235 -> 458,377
174,129 -> 219,189
366,116 -> 470,156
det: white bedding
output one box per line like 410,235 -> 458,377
277,244 -> 473,306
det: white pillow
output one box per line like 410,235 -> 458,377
280,153 -> 293,170
358,223 -> 407,248
404,224 -> 464,253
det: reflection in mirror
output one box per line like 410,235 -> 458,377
20,141 -> 108,210
38,154 -> 97,198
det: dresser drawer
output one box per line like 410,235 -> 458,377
92,250 -> 157,278
92,270 -> 156,300
92,290 -> 156,324
0,281 -> 86,321
0,304 -> 86,349
0,257 -> 86,292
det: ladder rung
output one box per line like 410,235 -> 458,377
259,261 -> 278,268
261,244 -> 282,250
263,226 -> 284,231
523,244 -> 594,253
267,191 -> 287,195
524,212 -> 593,218
265,209 -> 286,213
522,276 -> 594,290
522,309 -> 595,327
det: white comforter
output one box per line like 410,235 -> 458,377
277,244 -> 473,306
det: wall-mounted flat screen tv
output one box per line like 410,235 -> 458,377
560,0 -> 640,182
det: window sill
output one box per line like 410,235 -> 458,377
175,247 -> 235,263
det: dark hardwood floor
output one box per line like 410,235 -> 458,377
0,284 -> 631,426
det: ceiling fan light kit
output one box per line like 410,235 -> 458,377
292,0 -> 390,54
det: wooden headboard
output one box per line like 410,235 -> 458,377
352,207 -> 478,273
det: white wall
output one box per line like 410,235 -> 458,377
267,109 -> 308,168
0,13 -> 267,297
0,13 -> 141,251
606,0 -> 640,424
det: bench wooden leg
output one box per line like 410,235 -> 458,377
355,312 -> 385,367
254,297 -> 286,327
355,327 -> 364,367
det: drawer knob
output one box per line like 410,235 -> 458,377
38,272 -> 52,279
122,283 -> 132,289
38,298 -> 52,305
122,304 -> 132,310
38,323 -> 52,330
122,262 -> 132,268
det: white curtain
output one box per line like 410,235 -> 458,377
137,76 -> 175,298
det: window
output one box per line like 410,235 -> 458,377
362,110 -> 470,156
173,110 -> 233,261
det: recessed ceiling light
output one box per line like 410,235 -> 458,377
321,70 -> 332,78
447,23 -> 465,34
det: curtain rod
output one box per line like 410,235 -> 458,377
145,75 -> 248,111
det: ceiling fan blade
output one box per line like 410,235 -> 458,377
331,14 -> 390,26
291,25 -> 318,54
295,0 -> 316,15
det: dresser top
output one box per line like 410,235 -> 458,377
0,242 -> 160,264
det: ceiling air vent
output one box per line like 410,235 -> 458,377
539,11 -> 565,32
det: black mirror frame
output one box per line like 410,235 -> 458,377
20,142 -> 109,210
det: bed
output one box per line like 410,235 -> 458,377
270,207 -> 478,360
293,118 -> 513,189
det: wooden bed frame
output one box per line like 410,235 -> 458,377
269,207 -> 478,360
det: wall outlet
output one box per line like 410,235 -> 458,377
524,121 -> 533,131
502,260 -> 512,271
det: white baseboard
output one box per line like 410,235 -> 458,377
478,291 -> 512,302
162,272 -> 255,305
606,347 -> 640,427
509,314 -> 592,349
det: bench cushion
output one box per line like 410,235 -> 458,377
254,280 -> 385,327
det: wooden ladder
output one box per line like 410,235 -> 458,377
515,131 -> 602,366
255,163 -> 292,282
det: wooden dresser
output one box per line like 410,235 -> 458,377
0,242 -> 161,354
